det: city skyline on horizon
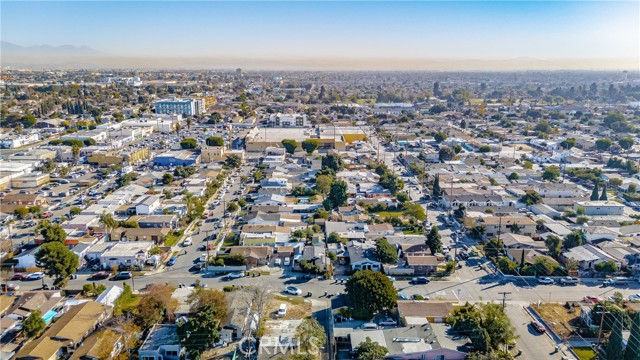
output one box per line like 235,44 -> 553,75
1,1 -> 638,70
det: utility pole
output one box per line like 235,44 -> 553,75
205,229 -> 211,260
498,292 -> 511,310
596,301 -> 610,353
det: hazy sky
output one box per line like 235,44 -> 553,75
2,1 -> 638,63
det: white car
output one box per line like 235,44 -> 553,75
183,237 -> 193,246
284,286 -> 302,296
378,317 -> 398,327
227,272 -> 245,279
559,277 -> 578,285
537,277 -> 554,284
199,254 -> 208,263
25,272 -> 45,280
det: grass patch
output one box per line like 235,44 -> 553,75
373,211 -> 403,218
222,237 -> 239,247
573,347 -> 596,360
113,285 -> 138,316
403,229 -> 423,235
163,230 -> 184,247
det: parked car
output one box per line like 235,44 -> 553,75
410,276 -> 430,284
25,272 -> 45,280
199,254 -> 208,263
0,283 -> 20,291
91,271 -> 110,280
537,277 -> 554,284
114,271 -> 132,280
227,272 -> 245,279
11,273 -> 27,280
284,286 -> 302,296
397,293 -> 410,300
378,317 -> 398,327
530,321 -> 546,334
629,294 -> 640,303
167,257 -> 177,266
559,277 -> 579,285
604,277 -> 631,286
583,295 -> 602,303
183,237 -> 193,246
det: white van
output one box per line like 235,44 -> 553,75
278,303 -> 287,317
283,258 -> 291,266
361,323 -> 379,330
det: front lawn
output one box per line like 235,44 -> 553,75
573,347 -> 596,360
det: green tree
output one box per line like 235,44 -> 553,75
439,146 -> 456,161
564,231 -> 584,249
596,138 -> 613,151
624,313 -> 640,360
206,136 -> 224,147
327,232 -> 344,244
71,144 -> 81,165
619,137 -> 635,151
35,241 -> 79,287
497,257 -> 518,274
432,174 -> 442,198
433,132 -> 447,143
508,172 -> 520,181
542,166 -> 560,181
600,184 -> 608,200
591,182 -> 600,201
604,314 -> 625,360
23,310 -> 46,338
322,153 -> 343,172
345,270 -> 397,319
396,193 -> 409,203
100,213 -> 118,241
180,138 -> 197,149
69,206 -> 82,217
426,226 -> 442,255
324,180 -> 348,209
40,222 -> 67,243
315,174 -> 333,195
403,202 -> 426,221
519,191 -> 542,205
533,257 -> 558,276
448,302 -> 517,353
595,260 -> 618,273
296,318 -> 327,355
544,235 -> 563,259
453,204 -> 466,219
523,161 -> 533,169
227,202 -> 239,212
375,238 -> 398,264
178,303 -> 223,360
253,170 -> 263,181
14,206 -> 29,220
301,139 -> 319,155
162,172 -> 174,184
478,145 -> 492,153
281,139 -> 298,154
560,138 -> 576,150
225,154 -> 242,168
355,337 -> 388,360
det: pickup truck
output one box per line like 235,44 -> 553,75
559,277 -> 579,285
604,277 -> 631,286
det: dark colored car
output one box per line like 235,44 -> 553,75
167,257 -> 177,266
530,321 -> 546,334
91,272 -> 110,280
114,271 -> 132,280
411,277 -> 430,284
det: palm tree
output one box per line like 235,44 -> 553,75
174,123 -> 182,138
100,212 -> 118,242
71,144 -> 81,165
186,117 -> 192,131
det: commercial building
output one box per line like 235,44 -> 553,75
88,148 -> 150,166
154,98 -> 204,116
154,150 -> 201,167
268,113 -> 308,127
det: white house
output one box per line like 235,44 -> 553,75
574,201 -> 625,216
14,246 -> 40,269
138,324 -> 182,360
135,195 -> 161,215
99,241 -> 153,269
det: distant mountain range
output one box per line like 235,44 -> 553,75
1,41 -> 104,57
0,41 -> 635,71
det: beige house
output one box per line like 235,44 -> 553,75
480,216 -> 537,237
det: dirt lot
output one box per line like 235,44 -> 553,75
265,294 -> 312,320
535,303 -> 581,338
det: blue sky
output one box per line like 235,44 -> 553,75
2,1 -> 638,62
